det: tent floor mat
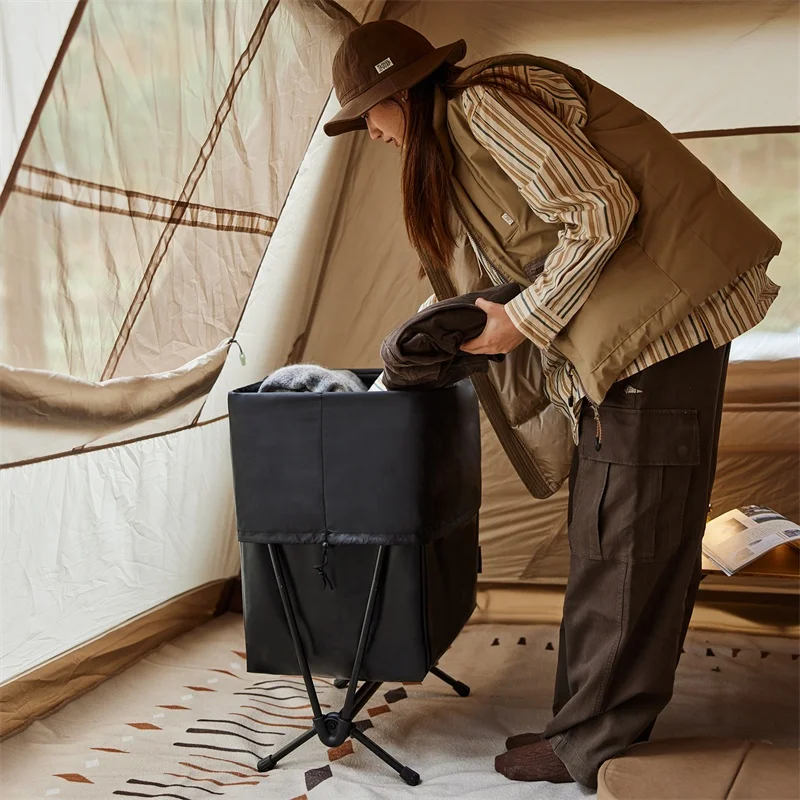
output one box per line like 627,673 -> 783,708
1,613 -> 797,800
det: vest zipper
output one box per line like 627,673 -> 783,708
449,189 -> 511,286
591,402 -> 602,451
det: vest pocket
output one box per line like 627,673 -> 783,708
569,407 -> 698,563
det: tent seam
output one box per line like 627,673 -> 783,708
17,164 -> 279,224
0,414 -> 230,471
13,185 -> 276,236
675,125 -> 800,140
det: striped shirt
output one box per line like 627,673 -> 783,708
452,65 -> 779,439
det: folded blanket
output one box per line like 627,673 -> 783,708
258,364 -> 366,393
380,283 -> 523,390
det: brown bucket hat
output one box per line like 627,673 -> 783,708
324,20 -> 466,137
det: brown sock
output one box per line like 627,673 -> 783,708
494,739 -> 574,783
505,731 -> 543,750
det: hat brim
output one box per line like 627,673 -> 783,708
323,38 -> 467,137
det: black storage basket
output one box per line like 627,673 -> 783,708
228,369 -> 482,683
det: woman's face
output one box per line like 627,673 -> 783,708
363,91 -> 408,148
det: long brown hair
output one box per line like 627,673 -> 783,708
395,62 -> 538,278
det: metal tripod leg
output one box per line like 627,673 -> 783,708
257,728 -> 316,772
256,544 -> 424,783
338,668 -> 471,698
267,544 -> 324,718
352,727 -> 421,786
340,546 -> 387,720
258,681 -> 382,773
430,665 -> 470,697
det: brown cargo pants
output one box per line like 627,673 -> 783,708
545,339 -> 731,788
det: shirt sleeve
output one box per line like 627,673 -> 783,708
417,293 -> 437,312
461,66 -> 638,351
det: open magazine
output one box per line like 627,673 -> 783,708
702,505 -> 800,576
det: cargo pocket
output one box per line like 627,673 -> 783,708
569,406 -> 699,563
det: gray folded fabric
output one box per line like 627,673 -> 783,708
258,364 -> 366,393
380,282 -> 523,390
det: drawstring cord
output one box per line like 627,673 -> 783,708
566,364 -> 577,408
314,534 -> 334,591
229,338 -> 246,366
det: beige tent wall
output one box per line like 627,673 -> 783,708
384,0 -> 800,134
198,1 -> 389,420
0,418 -> 240,686
712,359 -> 800,527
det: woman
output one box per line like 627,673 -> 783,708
324,20 -> 781,789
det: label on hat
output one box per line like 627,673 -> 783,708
374,57 -> 394,74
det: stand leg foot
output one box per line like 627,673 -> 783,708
257,755 -> 276,772
430,666 -> 470,697
351,727 -> 421,785
256,727 -> 316,772
400,766 -> 422,786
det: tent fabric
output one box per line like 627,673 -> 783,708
0,0 -> 383,716
0,0 -> 797,745
383,0 -> 800,134
0,419 -> 241,686
471,586 -> 800,638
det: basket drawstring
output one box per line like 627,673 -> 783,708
314,534 -> 334,591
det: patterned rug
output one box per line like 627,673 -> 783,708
2,613 -> 797,800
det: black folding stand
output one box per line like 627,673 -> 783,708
256,543 -> 470,786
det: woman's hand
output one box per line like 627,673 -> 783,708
460,298 -> 527,355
